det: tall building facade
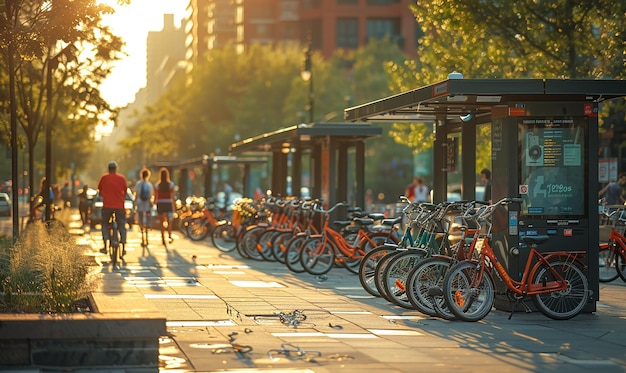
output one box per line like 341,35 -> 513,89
183,0 -> 418,71
146,14 -> 186,105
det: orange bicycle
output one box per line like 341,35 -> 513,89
443,197 -> 589,321
300,202 -> 400,275
598,206 -> 626,282
185,197 -> 225,242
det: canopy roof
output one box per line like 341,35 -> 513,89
152,155 -> 267,169
344,78 -> 626,123
229,123 -> 382,154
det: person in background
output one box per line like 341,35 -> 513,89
480,168 -> 492,203
98,161 -> 128,256
600,172 -> 626,206
155,167 -> 176,246
61,181 -> 71,208
135,167 -> 154,247
412,176 -> 431,203
78,185 -> 90,226
30,176 -> 53,221
404,177 -> 416,202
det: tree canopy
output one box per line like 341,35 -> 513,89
0,0 -> 125,191
387,0 -> 626,173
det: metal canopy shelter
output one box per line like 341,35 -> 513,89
345,78 -> 626,123
345,78 -> 626,203
345,78 -> 626,313
229,123 -> 382,208
152,155 -> 267,200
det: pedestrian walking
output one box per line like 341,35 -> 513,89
135,167 -> 154,247
155,167 -> 176,246
61,181 -> 71,208
78,185 -> 90,226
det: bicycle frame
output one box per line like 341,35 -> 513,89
605,227 -> 626,261
471,237 -> 586,297
317,221 -> 374,261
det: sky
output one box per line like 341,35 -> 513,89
98,0 -> 187,108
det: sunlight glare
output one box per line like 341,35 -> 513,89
97,0 -> 187,108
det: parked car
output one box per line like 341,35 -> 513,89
0,192 -> 11,217
89,188 -> 136,228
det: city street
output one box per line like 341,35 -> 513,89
0,198 -> 29,237
73,211 -> 626,373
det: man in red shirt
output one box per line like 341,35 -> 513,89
98,161 -> 128,256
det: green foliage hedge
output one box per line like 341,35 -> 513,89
0,222 -> 94,313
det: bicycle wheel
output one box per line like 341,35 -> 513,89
240,226 -> 265,260
381,250 -> 428,309
443,260 -> 495,322
359,245 -> 396,296
599,243 -> 619,282
615,250 -> 626,282
531,260 -> 589,320
186,218 -> 210,241
109,243 -> 118,267
211,222 -> 237,252
360,231 -> 396,253
285,235 -> 309,273
270,231 -> 293,263
301,237 -> 336,275
341,250 -> 363,275
257,230 -> 278,261
406,257 -> 456,319
374,250 -> 403,302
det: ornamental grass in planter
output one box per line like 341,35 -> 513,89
0,221 -> 95,313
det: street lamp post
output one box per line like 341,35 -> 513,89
44,57 -> 54,222
300,39 -> 313,124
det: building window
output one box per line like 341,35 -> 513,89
336,18 -> 359,48
367,0 -> 400,5
367,18 -> 400,39
302,0 -> 322,9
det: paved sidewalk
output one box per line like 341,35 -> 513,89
77,214 -> 626,373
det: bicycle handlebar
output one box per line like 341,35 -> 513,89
312,201 -> 349,214
478,197 -> 523,221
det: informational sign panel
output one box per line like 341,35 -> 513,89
518,117 -> 586,217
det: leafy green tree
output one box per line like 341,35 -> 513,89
0,0 -> 124,200
119,40 -> 414,200
409,0 -> 625,81
386,0 -> 626,175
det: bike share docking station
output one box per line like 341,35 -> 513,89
345,78 -> 626,312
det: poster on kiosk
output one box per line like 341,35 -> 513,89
518,117 -> 587,239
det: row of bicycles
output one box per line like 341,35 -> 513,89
182,195 -> 403,274
178,194 -> 592,321
361,197 -> 590,321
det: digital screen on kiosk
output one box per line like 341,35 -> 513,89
519,117 -> 587,217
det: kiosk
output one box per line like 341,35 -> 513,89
345,78 -> 626,311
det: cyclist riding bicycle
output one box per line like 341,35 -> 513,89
98,161 -> 128,256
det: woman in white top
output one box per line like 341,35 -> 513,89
413,177 -> 431,203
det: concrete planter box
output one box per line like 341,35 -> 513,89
0,292 -> 166,370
